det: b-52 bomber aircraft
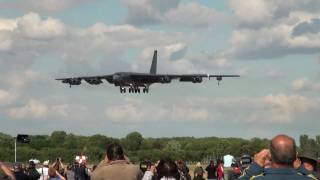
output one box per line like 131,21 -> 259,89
56,50 -> 240,93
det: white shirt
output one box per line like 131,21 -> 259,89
37,167 -> 49,180
223,154 -> 235,167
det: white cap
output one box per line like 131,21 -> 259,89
43,160 -> 49,166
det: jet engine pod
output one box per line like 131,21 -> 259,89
160,76 -> 171,83
85,78 -> 102,85
70,78 -> 81,85
192,76 -> 202,83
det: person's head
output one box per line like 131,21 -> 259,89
157,158 -> 180,180
300,156 -> 318,172
48,167 -> 57,178
269,134 -> 297,167
13,163 -> 23,172
67,164 -> 73,171
210,160 -> 215,166
43,160 -> 49,167
196,162 -> 201,167
231,163 -> 237,168
140,160 -> 152,173
106,143 -> 125,161
176,160 -> 184,170
28,161 -> 36,169
297,150 -> 318,172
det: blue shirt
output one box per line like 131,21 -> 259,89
238,162 -> 317,180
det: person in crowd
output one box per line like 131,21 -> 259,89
37,160 -> 49,180
177,160 -> 191,180
206,160 -> 217,180
65,164 -> 75,180
217,160 -> 224,180
0,162 -> 16,180
193,162 -> 204,180
140,159 -> 153,175
294,151 -> 320,179
74,161 -> 90,180
26,161 -> 41,180
156,158 -> 180,180
142,162 -> 156,180
13,163 -> 28,180
228,163 -> 241,180
48,167 -> 66,180
91,143 -> 143,180
52,158 -> 65,177
239,134 -> 317,180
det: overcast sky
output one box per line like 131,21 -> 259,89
0,0 -> 319,140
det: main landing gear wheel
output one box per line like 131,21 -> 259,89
142,88 -> 149,93
119,87 -> 126,93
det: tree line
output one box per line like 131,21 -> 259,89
0,131 -> 319,164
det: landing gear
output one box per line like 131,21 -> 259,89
119,86 -> 149,93
120,87 -> 126,93
142,88 -> 149,93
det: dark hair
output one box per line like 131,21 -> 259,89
269,136 -> 296,165
140,160 -> 152,173
156,158 -> 180,180
106,143 -> 125,161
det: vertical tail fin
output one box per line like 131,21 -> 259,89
150,50 -> 157,74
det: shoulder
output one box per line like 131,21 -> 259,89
248,173 -> 264,180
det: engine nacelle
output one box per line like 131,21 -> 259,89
192,77 -> 202,83
160,76 -> 171,83
69,78 -> 81,85
85,78 -> 102,85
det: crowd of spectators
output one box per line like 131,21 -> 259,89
0,134 -> 319,180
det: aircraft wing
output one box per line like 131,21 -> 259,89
55,75 -> 114,86
129,74 -> 239,83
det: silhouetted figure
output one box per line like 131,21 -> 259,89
91,143 -> 143,180
239,134 -> 316,180
206,160 -> 217,180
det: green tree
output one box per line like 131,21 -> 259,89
124,132 -> 143,151
50,131 -> 67,146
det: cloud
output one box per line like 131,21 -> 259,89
16,12 -> 66,39
229,0 -> 320,27
292,18 -> 320,36
4,70 -> 42,88
8,99 -> 48,119
229,23 -> 320,59
124,0 -> 222,28
264,67 -> 284,78
0,0 -> 97,13
105,98 -> 209,123
123,0 -> 180,25
260,94 -> 317,123
104,94 -> 319,125
0,89 -> 16,104
227,0 -> 320,59
0,19 -> 17,31
0,12 -> 187,79
206,94 -> 319,124
292,78 -> 320,92
229,0 -> 275,27
164,2 -> 224,27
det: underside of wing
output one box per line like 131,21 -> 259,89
55,75 -> 114,86
129,74 -> 209,83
